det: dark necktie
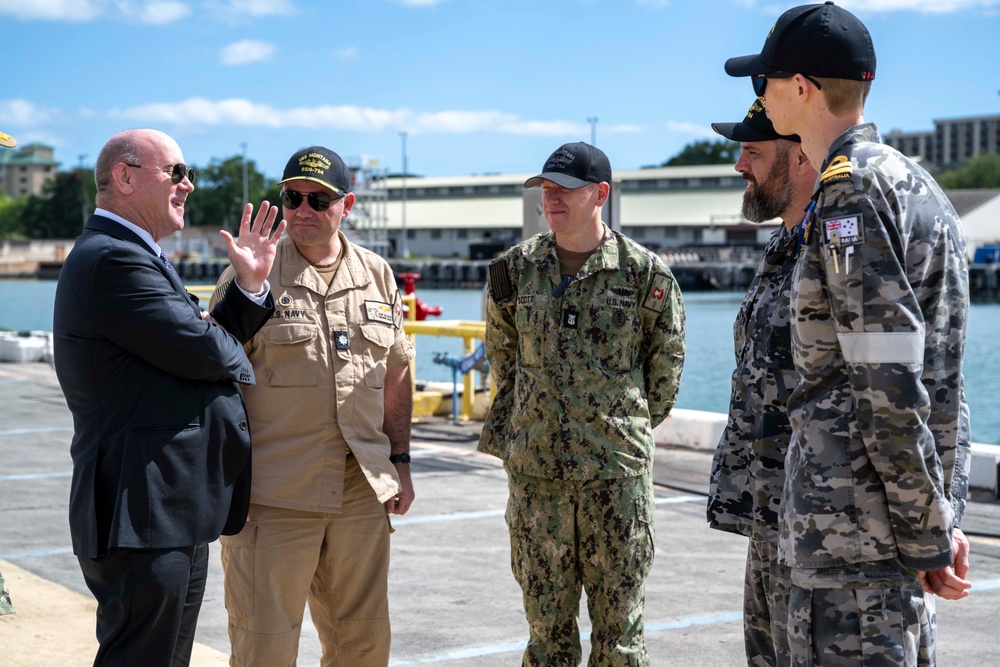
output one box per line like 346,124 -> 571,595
159,250 -> 173,275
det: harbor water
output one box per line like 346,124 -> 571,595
2,279 -> 997,445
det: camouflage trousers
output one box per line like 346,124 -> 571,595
0,567 -> 13,615
788,560 -> 936,667
505,471 -> 654,667
744,538 -> 791,667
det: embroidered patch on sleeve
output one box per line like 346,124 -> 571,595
641,273 -> 671,313
364,300 -> 395,326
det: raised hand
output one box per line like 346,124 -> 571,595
220,201 -> 288,294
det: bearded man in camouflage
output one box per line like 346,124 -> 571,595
726,3 -> 972,665
479,142 -> 685,666
706,99 -> 816,666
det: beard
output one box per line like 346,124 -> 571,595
741,147 -> 794,223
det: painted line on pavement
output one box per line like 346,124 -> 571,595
393,495 -> 703,527
0,426 -> 73,437
388,610 -> 742,665
0,471 -> 72,481
0,548 -> 74,561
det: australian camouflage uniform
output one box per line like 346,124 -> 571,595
708,221 -> 799,666
784,123 -> 971,666
480,225 -> 685,666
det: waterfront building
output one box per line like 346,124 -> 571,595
884,112 -> 1000,171
0,143 -> 59,197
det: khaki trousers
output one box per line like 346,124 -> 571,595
221,456 -> 391,667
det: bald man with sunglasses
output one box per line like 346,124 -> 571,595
54,128 -> 284,666
212,146 -> 415,667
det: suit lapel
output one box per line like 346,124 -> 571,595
85,215 -> 188,297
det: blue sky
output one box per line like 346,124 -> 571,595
2,0 -> 998,180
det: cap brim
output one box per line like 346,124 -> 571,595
712,121 -> 789,143
278,175 -> 345,195
0,132 -> 17,149
524,172 -> 592,189
724,54 -> 774,77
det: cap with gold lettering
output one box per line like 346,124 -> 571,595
279,146 -> 352,196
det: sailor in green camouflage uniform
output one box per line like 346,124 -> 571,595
479,142 -> 685,666
726,4 -> 972,665
707,99 -> 816,667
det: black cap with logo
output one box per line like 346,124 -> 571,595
725,2 -> 876,82
712,98 -> 800,143
524,142 -> 612,189
280,146 -> 352,195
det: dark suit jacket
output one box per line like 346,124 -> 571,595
54,214 -> 274,559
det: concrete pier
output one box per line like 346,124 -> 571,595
1,362 -> 999,666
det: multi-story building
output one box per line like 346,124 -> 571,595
0,143 -> 59,197
885,113 -> 1000,170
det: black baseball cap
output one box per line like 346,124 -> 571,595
280,146 -> 351,196
725,2 -> 876,82
524,142 -> 611,189
712,98 -> 800,143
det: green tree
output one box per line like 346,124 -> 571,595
0,194 -> 30,238
21,170 -> 95,238
649,139 -> 739,168
185,156 -> 277,233
936,152 -> 1000,189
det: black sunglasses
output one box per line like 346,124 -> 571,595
125,162 -> 196,185
280,189 -> 340,212
752,72 -> 823,97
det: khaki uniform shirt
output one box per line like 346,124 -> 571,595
213,233 -> 414,510
479,226 -> 686,480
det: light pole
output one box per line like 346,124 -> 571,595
240,142 -> 249,209
587,116 -> 598,146
399,131 -> 409,259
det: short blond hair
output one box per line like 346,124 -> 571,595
814,78 -> 871,117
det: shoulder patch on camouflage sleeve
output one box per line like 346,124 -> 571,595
488,257 -> 513,303
641,273 -> 671,313
820,155 -> 853,185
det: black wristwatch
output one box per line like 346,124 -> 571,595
389,453 -> 411,464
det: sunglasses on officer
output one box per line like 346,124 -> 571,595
125,162 -> 196,185
280,189 -> 342,212
752,72 -> 823,97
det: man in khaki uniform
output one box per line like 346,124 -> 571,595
213,146 -> 415,666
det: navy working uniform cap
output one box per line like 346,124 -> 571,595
524,142 -> 612,189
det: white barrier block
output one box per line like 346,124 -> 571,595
0,334 -> 47,363
653,408 -> 726,451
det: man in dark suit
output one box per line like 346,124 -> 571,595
53,128 -> 286,667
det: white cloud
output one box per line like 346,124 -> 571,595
0,0 -> 188,23
107,97 -> 608,136
637,0 -> 670,7
220,40 -> 277,66
835,0 -> 999,11
666,121 -> 716,138
115,1 -> 189,24
224,0 -> 294,16
332,46 -> 359,61
0,0 -> 102,21
397,0 -> 445,7
740,0 -> 999,12
0,99 -> 61,126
